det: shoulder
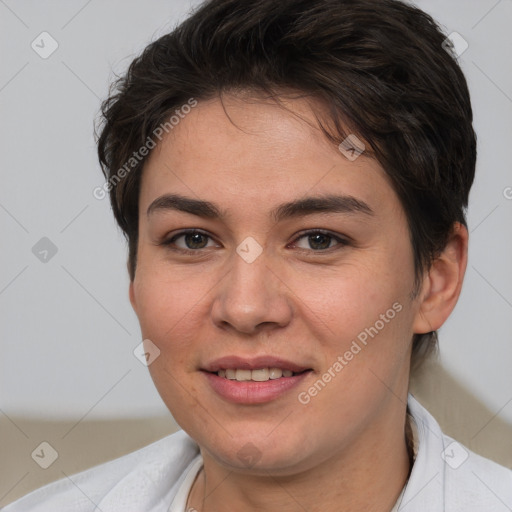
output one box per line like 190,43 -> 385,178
406,394 -> 512,512
2,429 -> 200,512
442,433 -> 512,511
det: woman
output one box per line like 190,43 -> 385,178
6,0 -> 511,510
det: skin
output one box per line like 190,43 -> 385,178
129,93 -> 468,512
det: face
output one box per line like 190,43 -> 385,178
130,94 -> 423,476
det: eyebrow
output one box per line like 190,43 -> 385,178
146,193 -> 374,222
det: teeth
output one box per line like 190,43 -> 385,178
269,368 -> 283,379
251,368 -> 269,381
216,367 -> 300,381
235,369 -> 252,381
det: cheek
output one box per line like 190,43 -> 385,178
299,257 -> 408,333
297,247 -> 415,379
295,270 -> 414,423
132,264 -> 209,354
132,268 -> 210,419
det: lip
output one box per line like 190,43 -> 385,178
202,355 -> 311,373
202,370 -> 312,404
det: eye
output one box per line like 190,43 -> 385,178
290,230 -> 349,251
162,230 -> 218,251
160,229 -> 349,254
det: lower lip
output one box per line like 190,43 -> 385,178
202,371 -> 312,404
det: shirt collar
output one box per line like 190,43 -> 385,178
397,393 -> 446,511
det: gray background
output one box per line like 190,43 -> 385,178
0,1 -> 511,502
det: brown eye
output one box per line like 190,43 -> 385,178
292,230 -> 349,251
162,230 -> 217,251
181,232 -> 209,249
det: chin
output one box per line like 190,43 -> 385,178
200,429 -> 317,476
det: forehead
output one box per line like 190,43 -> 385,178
139,94 -> 399,221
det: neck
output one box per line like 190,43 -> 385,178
188,401 -> 412,512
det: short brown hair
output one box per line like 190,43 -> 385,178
96,0 -> 476,368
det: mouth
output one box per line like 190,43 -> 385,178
200,356 -> 314,404
202,355 -> 312,374
206,367 -> 311,381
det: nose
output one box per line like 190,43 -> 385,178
210,247 -> 293,335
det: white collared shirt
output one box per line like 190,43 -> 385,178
4,394 -> 512,511
166,457 -> 405,511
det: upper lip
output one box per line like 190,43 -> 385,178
202,356 -> 311,373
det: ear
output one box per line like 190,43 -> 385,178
128,260 -> 138,314
412,222 -> 468,334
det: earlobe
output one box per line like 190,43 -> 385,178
412,222 -> 468,334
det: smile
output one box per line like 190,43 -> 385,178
216,368 -> 305,381
202,369 -> 313,404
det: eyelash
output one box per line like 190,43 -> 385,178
160,229 -> 350,255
